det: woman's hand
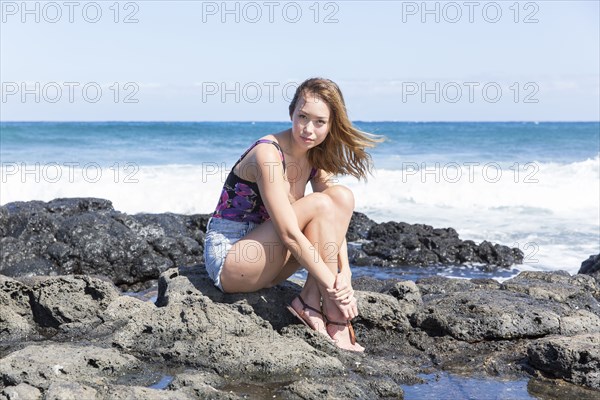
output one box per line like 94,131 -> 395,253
327,274 -> 353,302
326,274 -> 359,319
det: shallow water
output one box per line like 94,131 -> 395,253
292,264 -> 521,283
122,281 -> 159,303
142,372 -> 598,399
401,372 -> 534,400
402,372 -> 600,400
148,375 -> 174,390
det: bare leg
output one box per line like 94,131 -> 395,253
304,186 -> 364,352
220,191 -> 334,292
270,258 -> 329,336
289,273 -> 328,336
219,186 -> 363,351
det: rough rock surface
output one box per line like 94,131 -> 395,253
0,272 -> 408,398
0,383 -> 42,400
0,198 -> 207,289
0,276 -> 36,342
108,281 -> 344,380
359,220 -> 523,267
0,199 -> 523,291
0,343 -> 141,389
528,334 -> 600,389
1,199 -> 598,398
412,272 -> 600,342
1,267 -> 599,398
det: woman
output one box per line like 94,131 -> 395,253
204,78 -> 381,352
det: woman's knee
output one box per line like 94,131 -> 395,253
323,185 -> 355,213
306,192 -> 337,216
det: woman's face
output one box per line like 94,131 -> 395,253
291,93 -> 331,149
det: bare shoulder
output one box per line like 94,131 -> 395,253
252,140 -> 286,183
253,139 -> 283,164
235,136 -> 283,182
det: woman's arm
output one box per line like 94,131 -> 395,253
338,238 -> 351,276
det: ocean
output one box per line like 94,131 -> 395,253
1,121 -> 598,279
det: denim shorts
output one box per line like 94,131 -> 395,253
203,217 -> 260,291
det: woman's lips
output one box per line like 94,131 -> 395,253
300,137 -> 314,143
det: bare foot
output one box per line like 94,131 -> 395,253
326,322 -> 365,352
323,304 -> 365,352
290,296 -> 328,337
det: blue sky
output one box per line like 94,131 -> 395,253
1,0 -> 599,121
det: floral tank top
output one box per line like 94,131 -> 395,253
212,139 -> 317,224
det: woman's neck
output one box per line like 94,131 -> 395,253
277,129 -> 309,162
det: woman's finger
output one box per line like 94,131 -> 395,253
333,296 -> 358,319
327,287 -> 351,301
341,292 -> 355,304
327,285 -> 349,295
346,298 -> 358,317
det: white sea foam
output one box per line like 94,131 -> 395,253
2,156 -> 598,276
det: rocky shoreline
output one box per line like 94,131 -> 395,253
0,198 -> 524,290
1,198 -> 599,399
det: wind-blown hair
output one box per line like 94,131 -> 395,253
289,78 -> 383,180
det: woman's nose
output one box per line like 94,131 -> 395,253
303,120 -> 314,133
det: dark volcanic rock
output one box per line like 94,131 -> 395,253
413,289 -> 562,341
412,272 -> 600,342
126,213 -> 206,268
528,334 -> 600,389
1,198 -> 523,289
579,254 -> 600,285
0,198 -> 210,289
580,254 -> 600,274
501,271 -> 600,314
107,288 -> 343,380
280,377 -> 402,399
28,275 -> 119,335
359,221 -> 522,268
346,211 -> 377,242
54,211 -> 171,285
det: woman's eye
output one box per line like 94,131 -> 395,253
299,114 -> 307,119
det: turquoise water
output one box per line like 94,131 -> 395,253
1,121 -> 598,166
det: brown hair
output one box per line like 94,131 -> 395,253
289,78 -> 383,180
